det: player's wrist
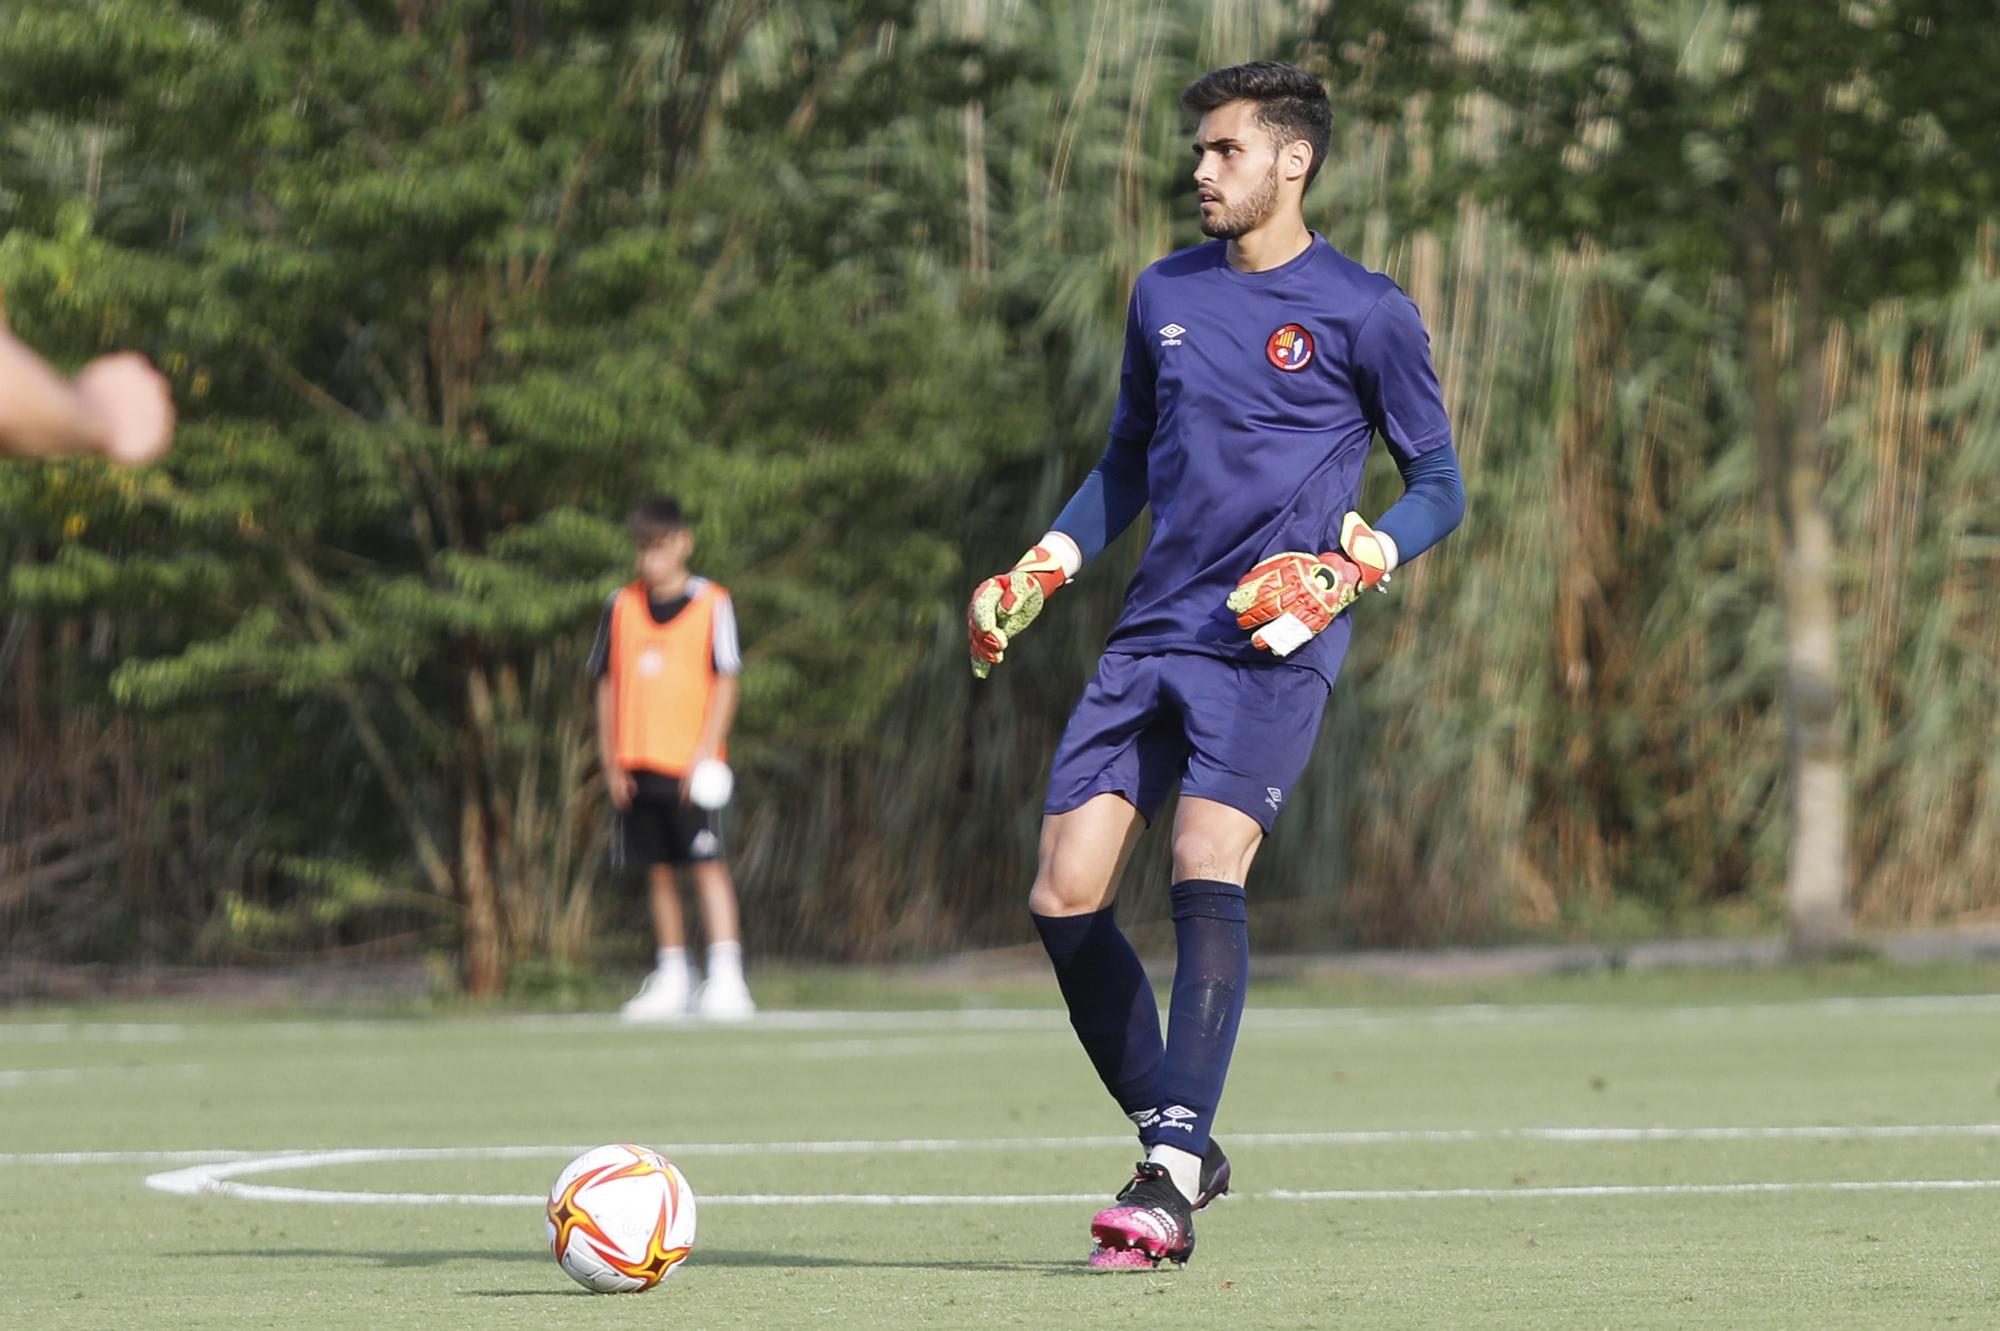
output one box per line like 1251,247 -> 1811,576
1338,512 -> 1393,590
1013,538 -> 1075,598
1036,531 -> 1083,582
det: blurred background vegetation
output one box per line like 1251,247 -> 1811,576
2,0 -> 1995,992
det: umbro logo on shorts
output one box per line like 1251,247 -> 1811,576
1158,323 -> 1186,347
1266,787 -> 1284,812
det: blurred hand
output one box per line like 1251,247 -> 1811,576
73,353 -> 175,467
606,768 -> 636,811
681,750 -> 717,804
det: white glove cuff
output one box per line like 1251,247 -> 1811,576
1039,531 -> 1083,579
1259,612 -> 1315,658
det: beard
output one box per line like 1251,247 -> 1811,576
1198,160 -> 1282,239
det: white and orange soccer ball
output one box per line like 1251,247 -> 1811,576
545,1144 -> 698,1293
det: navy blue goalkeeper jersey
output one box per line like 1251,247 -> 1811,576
1084,234 -> 1453,687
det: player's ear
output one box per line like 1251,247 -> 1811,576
1283,138 -> 1312,184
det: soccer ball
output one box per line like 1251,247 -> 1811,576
545,1144 -> 698,1293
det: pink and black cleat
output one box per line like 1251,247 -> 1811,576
1085,1139 -> 1230,1269
1087,1162 -> 1197,1268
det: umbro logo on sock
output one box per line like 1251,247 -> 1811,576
1129,1107 -> 1162,1129
1159,1105 -> 1198,1133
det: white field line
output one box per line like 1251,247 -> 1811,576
142,1143 -> 2000,1210
1269,1180 -> 2000,1202
0,1063 -> 203,1088
8,992 -> 2000,1044
0,1023 -> 188,1044
134,1125 -> 2000,1208
786,1034 -> 1058,1060
14,1120 -> 2000,1167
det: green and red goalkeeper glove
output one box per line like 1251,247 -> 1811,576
1224,512 -> 1392,658
968,543 -> 1071,679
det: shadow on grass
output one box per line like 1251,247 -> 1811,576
180,1246 -> 1113,1280
179,1248 -> 544,1269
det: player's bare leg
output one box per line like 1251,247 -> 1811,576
1168,796 -> 1264,887
647,864 -> 688,950
622,866 -> 692,1023
1089,796 -> 1261,1266
690,859 -> 755,1021
691,858 -> 741,944
1027,791 -> 1145,917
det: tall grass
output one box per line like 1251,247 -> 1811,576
3,0 -> 1995,968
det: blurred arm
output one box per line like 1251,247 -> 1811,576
695,674 -> 738,761
0,328 -> 174,464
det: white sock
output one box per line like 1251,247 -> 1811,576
1147,1143 -> 1202,1204
654,947 -> 687,978
706,939 -> 743,985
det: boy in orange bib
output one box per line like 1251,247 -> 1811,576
588,497 -> 754,1022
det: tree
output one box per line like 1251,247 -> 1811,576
0,0 -> 1029,989
1423,0 -> 2000,954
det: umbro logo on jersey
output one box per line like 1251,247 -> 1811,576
1158,323 -> 1186,347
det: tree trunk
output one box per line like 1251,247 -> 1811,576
1779,477 -> 1850,955
1742,223 -> 1852,957
459,738 -> 506,995
1777,315 -> 1851,958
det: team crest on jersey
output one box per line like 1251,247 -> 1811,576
1266,323 -> 1314,372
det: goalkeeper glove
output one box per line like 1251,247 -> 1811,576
1224,513 -> 1392,658
968,542 -> 1071,679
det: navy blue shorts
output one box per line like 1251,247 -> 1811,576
1043,652 -> 1331,830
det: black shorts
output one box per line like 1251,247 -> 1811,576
614,772 -> 724,870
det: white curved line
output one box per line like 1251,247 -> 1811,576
143,1143 -> 2000,1209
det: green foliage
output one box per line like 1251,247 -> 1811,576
2,0 -> 1996,975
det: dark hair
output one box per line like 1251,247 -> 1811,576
1180,61 -> 1333,191
627,496 -> 687,546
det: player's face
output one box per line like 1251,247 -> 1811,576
634,530 -> 692,586
1190,100 -> 1315,240
1191,101 -> 1286,239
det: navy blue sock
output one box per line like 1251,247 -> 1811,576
1032,906 -> 1165,1126
1142,879 -> 1249,1155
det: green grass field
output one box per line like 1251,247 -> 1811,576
4,964 -> 1999,1329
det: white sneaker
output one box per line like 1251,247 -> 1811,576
693,975 -> 757,1023
619,967 -> 692,1024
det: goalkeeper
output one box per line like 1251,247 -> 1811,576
966,61 -> 1464,1271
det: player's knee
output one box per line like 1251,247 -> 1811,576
1028,847 -> 1110,917
1170,829 -> 1247,885
1027,871 -> 1089,917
